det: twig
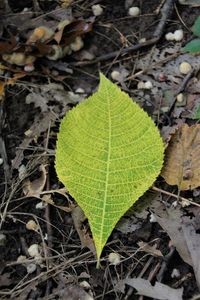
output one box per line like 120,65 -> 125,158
152,186 -> 200,208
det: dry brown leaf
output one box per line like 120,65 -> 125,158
71,206 -> 96,256
161,124 -> 200,190
23,165 -> 46,197
137,241 -> 163,257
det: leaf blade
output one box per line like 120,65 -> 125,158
182,38 -> 200,54
55,73 -> 164,264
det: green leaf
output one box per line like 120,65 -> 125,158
192,16 -> 200,37
193,105 -> 200,119
55,73 -> 164,266
182,38 -> 200,53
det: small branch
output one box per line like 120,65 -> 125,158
152,186 -> 200,208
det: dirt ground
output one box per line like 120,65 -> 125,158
1,0 -> 200,299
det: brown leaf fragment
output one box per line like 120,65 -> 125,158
137,241 -> 163,257
0,36 -> 17,54
161,124 -> 200,190
58,20 -> 93,46
23,164 -> 47,197
71,206 -> 96,256
116,278 -> 183,300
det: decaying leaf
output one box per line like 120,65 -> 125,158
153,203 -> 192,266
23,165 -> 47,197
116,278 -> 183,300
161,124 -> 200,190
56,73 -> 164,265
12,111 -> 55,169
182,216 -> 200,289
137,241 -> 163,257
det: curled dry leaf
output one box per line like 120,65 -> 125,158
23,165 -> 46,197
161,124 -> 200,190
71,206 -> 96,256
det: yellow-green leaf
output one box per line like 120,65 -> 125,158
55,73 -> 164,266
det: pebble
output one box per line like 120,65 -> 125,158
36,201 -> 47,209
165,32 -> 175,41
128,6 -> 140,16
26,220 -> 38,231
24,64 -> 35,72
79,281 -> 91,289
108,252 -> 121,265
139,38 -> 146,43
28,244 -> 40,258
149,213 -> 157,223
179,61 -> 192,74
144,81 -> 153,89
176,93 -> 184,103
27,263 -> 37,274
165,29 -> 183,41
171,268 -> 180,278
174,29 -> 184,41
111,70 -> 121,81
92,4 -> 103,16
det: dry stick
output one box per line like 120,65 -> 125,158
43,122 -> 54,297
70,0 -> 175,67
152,186 -> 200,208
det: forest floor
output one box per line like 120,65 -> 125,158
1,0 -> 200,299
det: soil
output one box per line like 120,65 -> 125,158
1,0 -> 200,299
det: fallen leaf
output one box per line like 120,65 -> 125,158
137,241 -> 163,257
23,165 -> 46,197
55,73 -> 164,265
55,20 -> 93,46
161,124 -> 200,190
153,203 -> 192,266
116,278 -> 183,300
182,216 -> 200,289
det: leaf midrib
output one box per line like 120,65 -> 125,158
99,91 -> 111,255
